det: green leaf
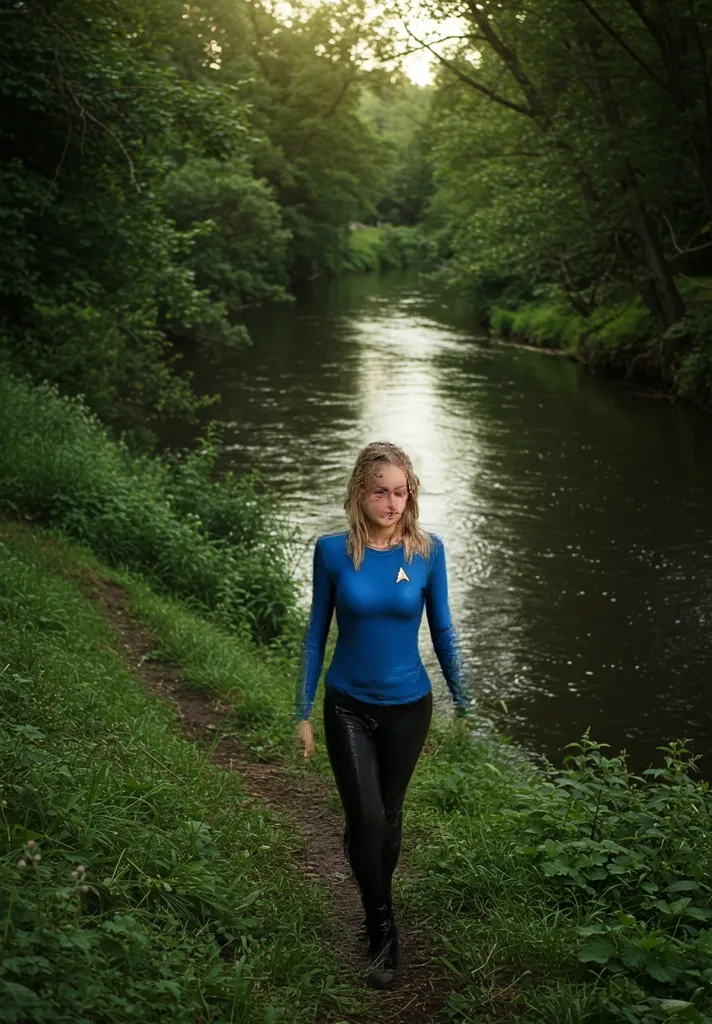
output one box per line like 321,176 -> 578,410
578,938 -> 616,964
645,957 -> 678,983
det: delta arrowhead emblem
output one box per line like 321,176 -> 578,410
396,567 -> 410,584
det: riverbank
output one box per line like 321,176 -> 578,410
344,225 -> 436,274
2,371 -> 712,1022
488,277 -> 712,409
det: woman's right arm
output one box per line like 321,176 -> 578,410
296,540 -> 335,725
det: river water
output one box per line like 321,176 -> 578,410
175,272 -> 712,770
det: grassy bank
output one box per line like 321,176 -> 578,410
2,374 -> 712,1022
0,526 -> 357,1023
490,278 -> 712,407
0,373 -> 303,649
344,225 -> 436,273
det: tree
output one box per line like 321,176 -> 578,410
0,0 -> 395,428
0,0 -> 248,428
401,0 -> 712,366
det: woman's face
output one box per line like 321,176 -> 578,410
361,464 -> 409,532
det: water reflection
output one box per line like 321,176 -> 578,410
169,272 -> 712,771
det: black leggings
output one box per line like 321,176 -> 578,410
323,687 -> 433,914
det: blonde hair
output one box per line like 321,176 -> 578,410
344,441 -> 432,569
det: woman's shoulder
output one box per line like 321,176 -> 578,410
315,531 -> 349,556
424,531 -> 444,552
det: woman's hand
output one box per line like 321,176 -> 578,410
454,699 -> 475,721
296,719 -> 316,759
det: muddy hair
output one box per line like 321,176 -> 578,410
344,441 -> 432,570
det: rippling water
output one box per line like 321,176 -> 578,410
173,272 -> 712,770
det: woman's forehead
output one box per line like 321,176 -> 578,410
371,466 -> 407,484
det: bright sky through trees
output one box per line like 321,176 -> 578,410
270,0 -> 462,84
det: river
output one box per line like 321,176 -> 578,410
172,271 -> 712,771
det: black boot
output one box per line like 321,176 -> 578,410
365,906 -> 398,989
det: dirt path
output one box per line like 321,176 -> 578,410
95,579 -> 453,1023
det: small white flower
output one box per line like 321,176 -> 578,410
76,865 -> 85,875
26,840 -> 35,849
17,859 -> 26,868
32,853 -> 41,863
79,885 -> 89,894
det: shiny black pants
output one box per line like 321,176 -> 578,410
323,687 -> 432,914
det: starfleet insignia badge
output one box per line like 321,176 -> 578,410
396,567 -> 410,583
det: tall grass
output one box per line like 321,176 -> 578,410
490,296 -> 655,362
0,528 -> 360,1023
490,278 -> 712,406
0,374 -> 302,645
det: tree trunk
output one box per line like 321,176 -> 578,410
575,34 -> 686,332
620,0 -> 712,224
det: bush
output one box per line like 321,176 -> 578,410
344,225 -> 436,273
667,309 -> 712,407
490,294 -> 659,369
0,374 -> 301,645
408,729 -> 712,1022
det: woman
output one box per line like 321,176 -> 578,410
296,441 -> 471,990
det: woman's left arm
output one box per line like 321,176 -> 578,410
425,537 -> 472,715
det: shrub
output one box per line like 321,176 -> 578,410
0,374 -> 301,645
667,309 -> 712,407
344,225 -> 436,273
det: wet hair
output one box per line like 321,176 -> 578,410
344,441 -> 432,569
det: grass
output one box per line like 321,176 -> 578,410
0,372 -> 302,647
0,524 -> 362,1023
490,277 -> 712,406
490,296 -> 655,360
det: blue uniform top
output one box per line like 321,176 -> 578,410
297,531 -> 469,720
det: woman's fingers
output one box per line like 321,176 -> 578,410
296,719 -> 316,759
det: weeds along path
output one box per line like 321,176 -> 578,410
95,578 -> 454,1024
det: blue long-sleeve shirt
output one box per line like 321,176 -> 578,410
297,532 -> 469,720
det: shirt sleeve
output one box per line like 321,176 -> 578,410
425,536 -> 470,710
296,539 -> 335,721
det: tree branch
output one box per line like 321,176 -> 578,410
403,24 -> 535,118
462,1 -> 546,121
677,273 -> 712,290
63,78 -> 139,190
575,0 -> 669,93
662,213 -> 712,255
393,33 -> 488,61
287,71 -> 356,161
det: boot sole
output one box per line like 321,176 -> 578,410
366,968 -> 397,989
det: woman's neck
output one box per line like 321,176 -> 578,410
366,525 -> 401,550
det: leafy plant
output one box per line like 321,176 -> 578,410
0,374 -> 302,645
